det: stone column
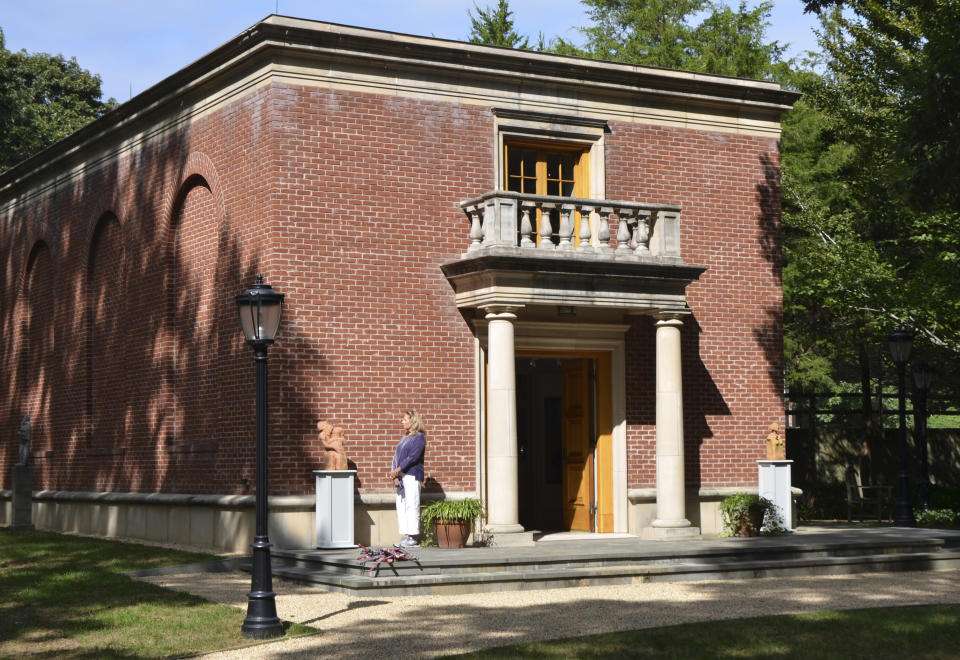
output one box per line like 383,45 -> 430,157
482,305 -> 531,544
644,315 -> 699,539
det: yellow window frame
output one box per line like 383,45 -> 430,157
504,140 -> 591,245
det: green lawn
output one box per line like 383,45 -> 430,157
455,604 -> 960,659
0,530 -> 313,659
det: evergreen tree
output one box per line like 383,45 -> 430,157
468,0 -> 531,49
552,0 -> 785,79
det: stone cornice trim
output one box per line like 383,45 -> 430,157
263,16 -> 799,109
0,15 -> 798,211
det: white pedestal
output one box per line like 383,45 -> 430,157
314,470 -> 357,549
757,460 -> 793,531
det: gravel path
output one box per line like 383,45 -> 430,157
139,568 -> 960,658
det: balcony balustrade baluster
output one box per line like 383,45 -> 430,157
577,206 -> 594,254
459,192 -> 682,263
633,210 -> 652,257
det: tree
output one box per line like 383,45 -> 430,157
556,0 -> 708,68
468,0 -> 531,49
0,27 -> 116,172
552,0 -> 786,80
690,1 -> 786,78
781,1 -> 960,396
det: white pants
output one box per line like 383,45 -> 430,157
395,474 -> 420,536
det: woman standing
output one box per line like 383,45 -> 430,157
389,410 -> 426,547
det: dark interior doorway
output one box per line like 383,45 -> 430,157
516,357 -> 564,531
516,355 -> 598,532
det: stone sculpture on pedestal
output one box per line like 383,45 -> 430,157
766,422 -> 786,460
316,420 -> 349,471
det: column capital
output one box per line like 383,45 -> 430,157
480,304 -> 524,320
655,310 -> 690,325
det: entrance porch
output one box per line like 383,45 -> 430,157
441,191 -> 707,544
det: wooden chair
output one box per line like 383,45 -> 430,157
846,466 -> 894,522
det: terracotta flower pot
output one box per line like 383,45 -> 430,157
434,521 -> 471,548
737,504 -> 765,537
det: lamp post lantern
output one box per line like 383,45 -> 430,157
236,275 -> 285,639
888,330 -> 916,527
912,362 -> 932,511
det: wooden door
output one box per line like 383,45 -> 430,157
562,359 -> 593,531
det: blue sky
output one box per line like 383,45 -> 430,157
2,1 -> 821,103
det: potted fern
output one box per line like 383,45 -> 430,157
420,498 -> 486,548
719,493 -> 785,537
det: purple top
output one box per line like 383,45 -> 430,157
392,431 -> 426,483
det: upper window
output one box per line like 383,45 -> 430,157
505,140 -> 591,244
493,109 -> 608,246
505,141 -> 589,198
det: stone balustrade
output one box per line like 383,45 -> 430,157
460,192 -> 682,262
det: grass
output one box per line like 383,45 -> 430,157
454,604 -> 960,659
0,529 -> 314,659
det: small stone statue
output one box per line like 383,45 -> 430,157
765,422 -> 785,460
316,420 -> 349,470
16,414 -> 31,466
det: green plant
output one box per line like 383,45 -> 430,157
915,508 -> 959,529
420,498 -> 486,547
718,493 -> 787,537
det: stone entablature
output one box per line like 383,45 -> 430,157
0,16 -> 799,215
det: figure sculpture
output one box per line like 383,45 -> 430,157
765,422 -> 785,460
17,414 -> 31,466
316,420 -> 349,470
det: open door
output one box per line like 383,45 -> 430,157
562,359 -> 593,531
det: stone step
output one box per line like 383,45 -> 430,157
269,537 -> 947,577
262,550 -> 960,597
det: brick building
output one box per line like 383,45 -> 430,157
0,16 -> 798,550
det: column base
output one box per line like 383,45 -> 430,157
641,525 -> 701,540
484,523 -> 534,547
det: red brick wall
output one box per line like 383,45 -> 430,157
0,81 -> 782,498
0,85 -> 280,495
265,86 -> 490,495
608,122 -> 784,488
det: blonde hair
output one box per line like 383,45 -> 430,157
405,409 -> 426,435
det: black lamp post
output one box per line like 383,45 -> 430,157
888,330 -> 916,527
912,362 -> 932,511
236,275 -> 285,639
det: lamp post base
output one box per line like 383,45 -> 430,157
241,538 -> 284,639
241,596 -> 284,639
894,472 -> 916,527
